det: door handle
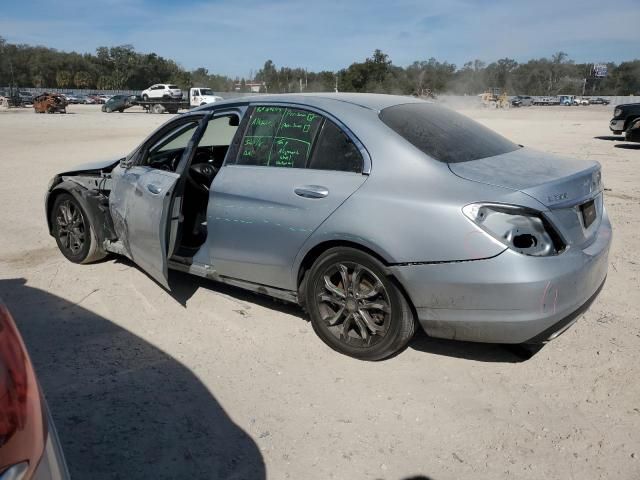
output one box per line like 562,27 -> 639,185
147,184 -> 162,195
294,185 -> 329,199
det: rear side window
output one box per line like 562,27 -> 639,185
168,85 -> 179,89
379,103 -> 520,163
308,120 -> 362,173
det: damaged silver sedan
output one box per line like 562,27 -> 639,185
45,93 -> 611,360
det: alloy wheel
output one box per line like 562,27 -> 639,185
55,200 -> 86,256
315,262 -> 392,347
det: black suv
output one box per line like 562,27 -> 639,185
609,103 -> 640,134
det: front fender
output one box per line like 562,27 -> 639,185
45,180 -> 116,246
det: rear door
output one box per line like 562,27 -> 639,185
207,104 -> 369,289
110,115 -> 207,288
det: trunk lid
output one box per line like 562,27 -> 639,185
448,147 -> 601,208
449,147 -> 604,249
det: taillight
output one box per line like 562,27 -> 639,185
0,304 -> 46,478
0,311 -> 29,445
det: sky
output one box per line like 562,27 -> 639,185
1,0 -> 639,78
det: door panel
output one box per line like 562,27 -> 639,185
207,165 -> 367,289
110,165 -> 181,288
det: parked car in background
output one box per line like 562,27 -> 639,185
609,102 -> 640,134
44,93 -> 611,360
511,95 -> 534,107
87,94 -> 104,104
590,97 -> 610,105
76,94 -> 95,104
102,94 -> 137,113
18,91 -> 33,104
575,97 -> 590,106
0,301 -> 70,479
141,84 -> 183,100
64,94 -> 81,104
33,93 -> 67,113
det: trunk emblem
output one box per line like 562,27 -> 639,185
547,192 -> 568,203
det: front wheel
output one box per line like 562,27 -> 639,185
51,193 -> 105,264
305,247 -> 416,360
142,94 -> 149,101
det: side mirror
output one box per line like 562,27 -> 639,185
119,157 -> 132,169
228,115 -> 239,127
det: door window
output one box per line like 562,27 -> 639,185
236,106 -> 323,168
199,115 -> 238,148
307,120 -> 363,173
190,114 -> 240,168
140,121 -> 200,170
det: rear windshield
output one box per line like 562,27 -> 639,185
379,103 -> 520,163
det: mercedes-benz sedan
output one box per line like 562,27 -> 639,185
44,93 -> 611,360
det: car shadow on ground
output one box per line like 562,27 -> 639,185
167,267 -> 306,319
0,278 -> 266,480
409,330 -> 539,363
156,260 -> 534,364
593,135 -> 625,141
614,143 -> 640,149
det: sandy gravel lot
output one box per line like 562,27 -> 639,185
0,103 -> 638,480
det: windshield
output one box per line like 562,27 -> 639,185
379,103 -> 520,163
199,88 -> 214,96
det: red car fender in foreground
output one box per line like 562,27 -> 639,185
0,303 -> 47,479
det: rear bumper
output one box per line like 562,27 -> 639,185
391,210 -> 612,344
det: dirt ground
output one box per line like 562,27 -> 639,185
0,103 -> 638,480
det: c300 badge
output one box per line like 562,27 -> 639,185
547,192 -> 568,203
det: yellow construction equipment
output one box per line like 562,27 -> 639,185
481,88 -> 510,108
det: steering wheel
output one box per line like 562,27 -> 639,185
187,163 -> 218,194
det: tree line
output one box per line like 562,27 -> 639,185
1,36 -> 638,96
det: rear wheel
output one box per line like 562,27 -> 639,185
305,247 -> 416,360
142,94 -> 149,101
152,104 -> 165,114
51,193 -> 105,264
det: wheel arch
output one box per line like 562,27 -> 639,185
46,181 -> 116,246
625,115 -> 639,131
295,240 -> 418,319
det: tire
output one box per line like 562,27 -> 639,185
142,94 -> 149,101
50,193 -> 105,264
152,104 -> 165,114
105,106 -> 112,113
304,247 -> 416,360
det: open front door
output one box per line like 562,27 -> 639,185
111,166 -> 181,288
109,116 -> 206,289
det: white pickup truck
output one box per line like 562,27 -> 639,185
189,87 -> 224,107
